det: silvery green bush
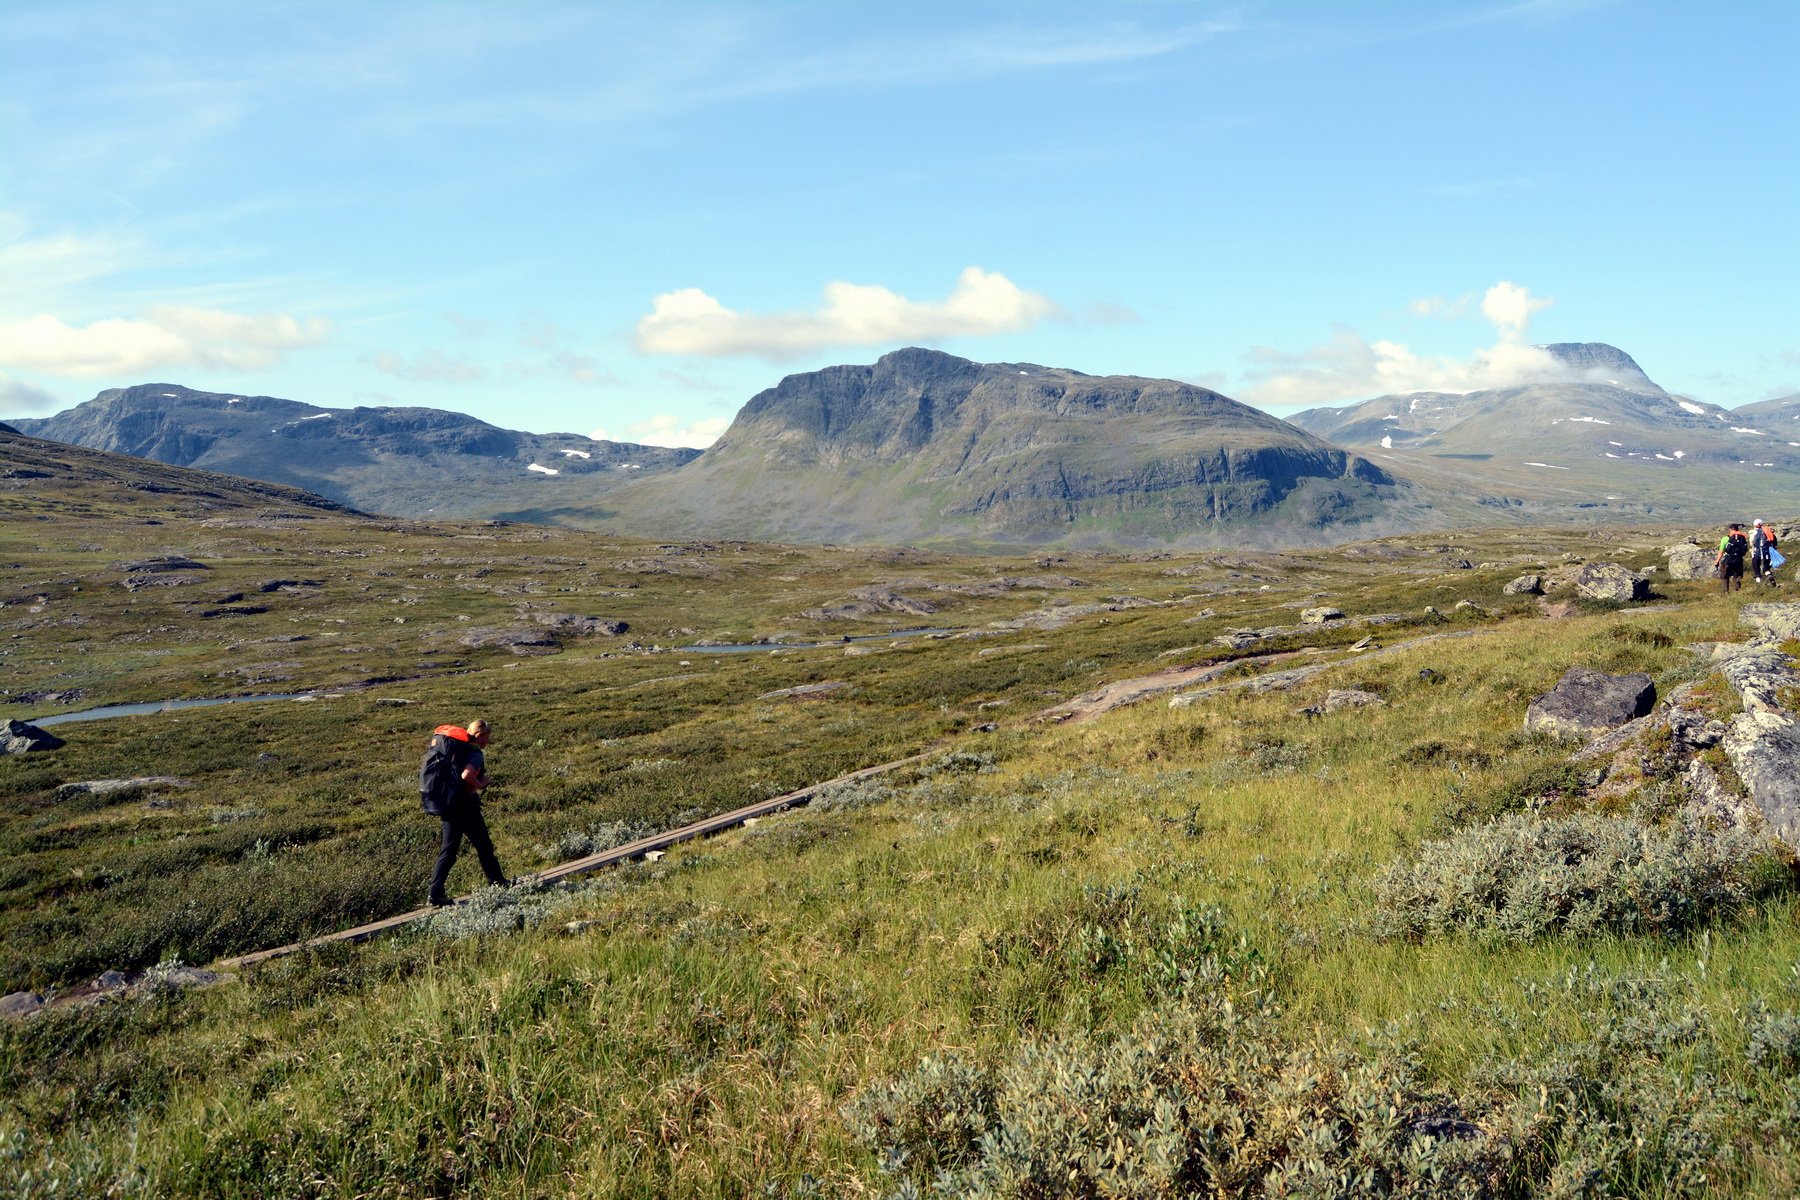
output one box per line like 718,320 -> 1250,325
1373,813 -> 1788,943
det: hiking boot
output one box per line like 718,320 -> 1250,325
427,894 -> 452,908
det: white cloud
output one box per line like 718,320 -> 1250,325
1244,281 -> 1571,409
635,267 -> 1059,361
592,412 -> 732,449
1480,279 -> 1553,339
0,307 -> 330,377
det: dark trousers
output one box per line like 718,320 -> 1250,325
429,804 -> 506,902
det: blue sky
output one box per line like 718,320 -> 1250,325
2,0 -> 1795,446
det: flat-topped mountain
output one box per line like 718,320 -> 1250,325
518,347 -> 1414,548
9,384 -> 698,519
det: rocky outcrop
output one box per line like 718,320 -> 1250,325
1524,667 -> 1656,739
1503,574 -> 1544,596
1574,563 -> 1649,602
1,720 -> 63,754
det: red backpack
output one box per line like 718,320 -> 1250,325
419,725 -> 473,816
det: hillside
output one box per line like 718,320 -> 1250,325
8,383 -> 698,519
6,436 -> 1800,1195
517,347 -> 1433,548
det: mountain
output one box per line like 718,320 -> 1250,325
1282,344 -> 1800,523
1734,392 -> 1800,426
8,384 -> 698,519
510,347 -> 1422,548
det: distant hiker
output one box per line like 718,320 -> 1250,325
1715,523 -> 1749,593
1751,519 -> 1779,585
423,717 -> 509,907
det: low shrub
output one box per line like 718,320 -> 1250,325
852,960 -> 1800,1199
1373,813 -> 1789,943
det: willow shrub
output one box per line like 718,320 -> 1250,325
1372,812 -> 1789,943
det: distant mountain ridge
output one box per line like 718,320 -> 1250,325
9,384 -> 698,519
518,347 -> 1417,547
1288,342 -> 1799,469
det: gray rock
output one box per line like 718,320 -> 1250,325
0,991 -> 44,1019
1,719 -> 64,755
1722,710 -> 1800,850
1663,543 -> 1715,581
95,970 -> 132,991
55,777 -> 193,799
1524,666 -> 1656,739
1503,574 -> 1544,596
1574,562 -> 1650,602
527,613 -> 628,636
1323,688 -> 1386,710
757,681 -> 855,701
1717,645 -> 1800,717
457,627 -> 561,654
1738,603 -> 1800,644
1300,606 -> 1343,624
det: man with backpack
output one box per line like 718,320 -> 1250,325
1715,523 -> 1750,593
422,717 -> 510,907
1751,519 -> 1779,585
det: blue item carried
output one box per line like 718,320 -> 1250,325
1771,548 -> 1786,569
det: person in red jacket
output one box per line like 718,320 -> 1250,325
427,717 -> 510,906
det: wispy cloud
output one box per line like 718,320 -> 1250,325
1243,280 -> 1570,409
0,307 -> 330,377
636,267 -> 1059,361
592,412 -> 731,449
0,372 -> 64,415
370,349 -> 488,384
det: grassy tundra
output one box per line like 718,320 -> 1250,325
4,432 -> 1799,1196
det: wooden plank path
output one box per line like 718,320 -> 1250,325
215,750 -> 936,970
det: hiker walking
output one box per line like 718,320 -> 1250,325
1751,519 -> 1779,585
423,717 -> 510,907
1715,523 -> 1750,593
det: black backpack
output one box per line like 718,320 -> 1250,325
419,728 -> 474,816
1722,534 -> 1749,565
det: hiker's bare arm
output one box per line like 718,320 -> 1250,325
461,764 -> 488,792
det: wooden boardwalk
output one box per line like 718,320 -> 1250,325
214,626 -> 1461,971
215,751 -> 934,969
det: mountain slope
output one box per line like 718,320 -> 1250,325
9,384 -> 699,519
519,347 -> 1418,548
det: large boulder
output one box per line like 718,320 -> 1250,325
1502,574 -> 1543,596
1299,606 -> 1343,624
1524,667 -> 1656,739
0,720 -> 64,755
1574,562 -> 1650,602
1663,543 -> 1716,581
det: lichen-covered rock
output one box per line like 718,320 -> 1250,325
1524,667 -> 1656,739
1663,543 -> 1715,581
1503,574 -> 1544,596
0,719 -> 63,754
1300,606 -> 1343,624
1722,711 -> 1800,851
1574,563 -> 1650,602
